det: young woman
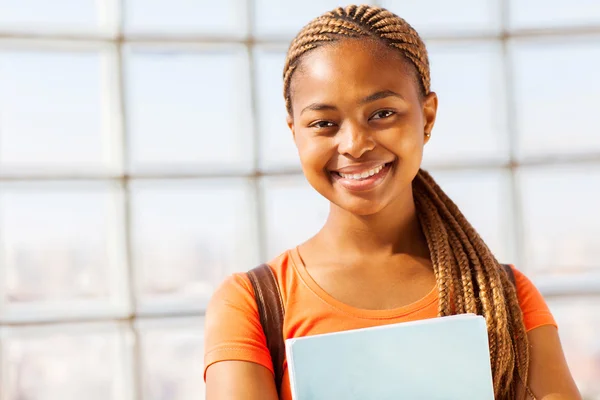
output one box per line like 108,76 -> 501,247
204,5 -> 580,400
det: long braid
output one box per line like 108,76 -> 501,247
414,171 -> 518,397
283,5 -> 532,399
417,170 -> 527,397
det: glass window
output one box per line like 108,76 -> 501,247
130,179 -> 259,314
0,181 -> 128,322
124,0 -> 247,37
0,0 -> 116,34
547,297 -> 600,399
261,175 -> 329,259
423,41 -> 509,167
254,47 -> 300,171
254,0 -> 370,38
137,317 -> 205,400
509,0 -> 600,30
428,169 -> 515,263
511,37 -> 600,159
0,46 -> 121,175
1,322 -> 133,400
518,164 -> 600,275
125,45 -> 254,175
381,0 -> 501,36
1,0 -> 599,396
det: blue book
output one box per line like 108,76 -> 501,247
285,314 -> 494,400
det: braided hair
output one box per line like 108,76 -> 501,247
283,5 -> 532,399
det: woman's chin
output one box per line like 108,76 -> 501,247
331,197 -> 390,217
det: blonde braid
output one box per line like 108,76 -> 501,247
414,170 -> 531,398
415,170 -> 520,395
412,193 -> 453,315
283,5 -> 532,399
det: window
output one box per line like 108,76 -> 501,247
381,0 -> 502,35
125,45 -> 253,174
261,175 -> 329,258
1,1 -> 598,398
0,44 -> 121,175
124,0 -> 247,37
511,37 -> 600,159
130,179 -> 258,314
423,41 -> 509,167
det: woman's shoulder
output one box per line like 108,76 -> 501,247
203,249 -> 296,378
507,265 -> 557,332
206,248 -> 296,317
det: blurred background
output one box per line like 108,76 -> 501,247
0,0 -> 599,399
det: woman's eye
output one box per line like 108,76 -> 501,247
371,110 -> 394,120
310,121 -> 335,129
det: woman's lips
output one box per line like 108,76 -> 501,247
331,162 -> 392,192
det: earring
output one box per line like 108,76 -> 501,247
425,132 -> 431,138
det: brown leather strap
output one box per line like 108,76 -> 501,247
501,263 -> 516,286
247,264 -> 286,394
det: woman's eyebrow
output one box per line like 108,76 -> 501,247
300,90 -> 404,116
300,103 -> 337,116
360,90 -> 405,104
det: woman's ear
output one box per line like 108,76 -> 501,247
423,92 -> 438,144
287,114 -> 296,140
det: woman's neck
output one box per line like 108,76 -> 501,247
316,188 -> 429,259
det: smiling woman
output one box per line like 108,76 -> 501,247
287,37 -> 433,217
204,5 -> 582,400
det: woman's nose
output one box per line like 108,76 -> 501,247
337,123 -> 376,159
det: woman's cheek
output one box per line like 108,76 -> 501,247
397,130 -> 424,161
297,136 -> 335,172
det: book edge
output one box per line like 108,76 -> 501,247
283,313 -> 483,346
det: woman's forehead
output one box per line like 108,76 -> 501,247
298,38 -> 408,73
289,39 -> 418,103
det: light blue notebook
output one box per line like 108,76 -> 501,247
285,314 -> 494,400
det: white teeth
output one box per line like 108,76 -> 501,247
339,164 -> 386,180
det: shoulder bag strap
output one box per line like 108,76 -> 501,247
247,264 -> 286,395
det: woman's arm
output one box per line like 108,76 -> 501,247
206,361 -> 279,400
517,325 -> 582,400
203,273 -> 279,399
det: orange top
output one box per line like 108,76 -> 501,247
204,247 -> 556,399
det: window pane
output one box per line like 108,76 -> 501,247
512,38 -> 600,159
1,322 -> 133,400
519,164 -> 600,275
138,317 -> 205,400
0,47 -> 120,175
125,46 -> 253,174
254,47 -> 300,171
131,179 -> 259,313
124,0 -> 247,37
509,0 -> 600,29
428,169 -> 515,263
381,0 -> 501,35
547,297 -> 600,399
0,0 -> 116,34
261,175 -> 329,259
254,0 -> 374,38
422,42 -> 509,167
0,181 -> 127,322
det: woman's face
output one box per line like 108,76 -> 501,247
287,38 -> 438,216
